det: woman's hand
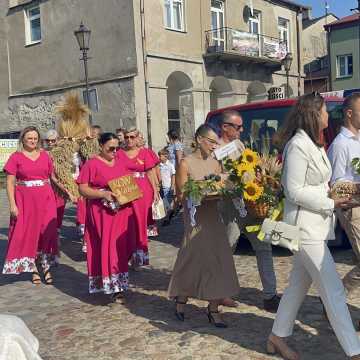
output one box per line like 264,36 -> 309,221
334,197 -> 355,209
153,191 -> 160,203
10,204 -> 19,218
101,191 -> 116,202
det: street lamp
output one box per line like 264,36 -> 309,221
282,52 -> 293,98
74,22 -> 92,123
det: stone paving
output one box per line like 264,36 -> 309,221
1,188 -> 360,359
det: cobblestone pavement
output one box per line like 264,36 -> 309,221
1,189 -> 360,359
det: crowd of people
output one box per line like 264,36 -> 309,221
3,91 -> 360,359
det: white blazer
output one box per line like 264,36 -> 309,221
282,129 -> 335,242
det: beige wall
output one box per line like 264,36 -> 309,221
302,14 -> 337,66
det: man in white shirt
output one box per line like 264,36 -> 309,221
216,110 -> 279,312
328,93 -> 360,296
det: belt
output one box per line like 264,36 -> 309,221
17,179 -> 50,187
133,172 -> 145,178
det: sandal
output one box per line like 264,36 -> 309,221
207,305 -> 227,328
43,270 -> 53,285
32,272 -> 41,285
175,297 -> 187,321
110,292 -> 125,304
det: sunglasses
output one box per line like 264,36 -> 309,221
202,136 -> 220,145
224,122 -> 244,131
125,135 -> 137,140
107,146 -> 118,152
45,139 -> 56,143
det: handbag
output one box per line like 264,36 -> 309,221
260,217 -> 300,252
152,198 -> 166,220
258,146 -> 307,252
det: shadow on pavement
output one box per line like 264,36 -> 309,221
123,289 -> 348,360
130,266 -> 172,292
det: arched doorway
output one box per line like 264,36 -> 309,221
247,81 -> 268,102
280,83 -> 294,98
209,76 -> 233,110
166,71 -> 194,145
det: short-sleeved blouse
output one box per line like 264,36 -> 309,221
4,151 -> 53,181
116,148 -> 159,173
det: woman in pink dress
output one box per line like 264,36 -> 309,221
3,126 -> 58,285
116,128 -> 159,267
77,133 -> 134,302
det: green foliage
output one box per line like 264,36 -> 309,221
352,158 -> 360,175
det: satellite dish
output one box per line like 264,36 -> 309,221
243,5 -> 253,22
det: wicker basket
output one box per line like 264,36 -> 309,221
245,200 -> 270,219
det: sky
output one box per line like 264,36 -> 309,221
298,0 -> 358,19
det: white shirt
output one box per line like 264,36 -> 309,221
327,127 -> 360,185
159,160 -> 175,189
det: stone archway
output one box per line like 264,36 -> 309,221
247,81 -> 268,102
209,76 -> 233,110
280,83 -> 294,98
166,71 -> 194,146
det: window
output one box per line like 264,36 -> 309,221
164,0 -> 185,31
25,5 -> 41,45
83,89 -> 99,112
278,17 -> 290,51
336,55 -> 353,78
211,0 -> 225,50
168,109 -> 180,133
249,10 -> 261,35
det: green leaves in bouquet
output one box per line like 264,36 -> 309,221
182,177 -> 204,203
352,158 -> 360,175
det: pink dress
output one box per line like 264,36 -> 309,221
2,151 -> 58,274
77,157 -> 135,294
116,148 -> 158,265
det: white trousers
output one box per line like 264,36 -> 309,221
272,241 -> 360,357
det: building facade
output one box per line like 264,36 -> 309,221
325,14 -> 360,92
302,13 -> 337,94
0,0 -> 307,150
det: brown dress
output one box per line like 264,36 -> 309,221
168,153 -> 240,301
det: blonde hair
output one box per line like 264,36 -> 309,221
124,126 -> 139,136
56,92 -> 90,138
18,126 -> 41,151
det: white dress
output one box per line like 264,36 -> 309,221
0,315 -> 42,360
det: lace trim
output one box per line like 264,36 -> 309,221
89,272 -> 129,294
2,252 -> 57,274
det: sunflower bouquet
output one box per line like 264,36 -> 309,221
224,149 -> 283,219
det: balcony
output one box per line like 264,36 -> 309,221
204,27 -> 287,70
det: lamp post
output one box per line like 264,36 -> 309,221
74,22 -> 92,123
282,52 -> 293,98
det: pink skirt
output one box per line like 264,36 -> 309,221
3,184 -> 58,274
84,200 -> 135,294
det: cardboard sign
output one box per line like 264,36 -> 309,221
0,139 -> 17,171
108,175 -> 143,205
214,141 -> 239,160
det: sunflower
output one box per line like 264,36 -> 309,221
236,162 -> 255,178
241,149 -> 259,167
243,181 -> 263,202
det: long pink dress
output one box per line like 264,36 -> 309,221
116,148 -> 158,265
77,157 -> 135,294
2,151 -> 58,274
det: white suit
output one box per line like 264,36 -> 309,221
272,129 -> 360,357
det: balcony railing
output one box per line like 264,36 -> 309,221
205,27 -> 287,63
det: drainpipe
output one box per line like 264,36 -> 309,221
140,0 -> 152,148
296,8 -> 302,96
326,27 -> 332,91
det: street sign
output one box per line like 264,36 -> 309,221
0,139 -> 17,171
268,87 -> 285,100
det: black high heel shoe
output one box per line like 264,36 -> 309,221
206,306 -> 227,328
174,297 -> 187,321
